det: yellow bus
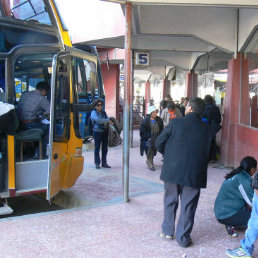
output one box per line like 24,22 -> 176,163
0,0 -> 104,209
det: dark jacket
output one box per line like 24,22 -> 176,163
155,112 -> 213,188
201,102 -> 221,133
214,170 -> 254,220
140,115 -> 163,156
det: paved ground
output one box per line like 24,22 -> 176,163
0,131 -> 256,258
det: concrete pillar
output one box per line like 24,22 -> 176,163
145,80 -> 151,115
220,55 -> 246,167
185,71 -> 198,98
240,58 -> 250,125
100,63 -> 120,119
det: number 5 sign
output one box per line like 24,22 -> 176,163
135,52 -> 150,66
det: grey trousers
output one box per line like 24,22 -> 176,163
146,148 -> 155,166
162,182 -> 200,246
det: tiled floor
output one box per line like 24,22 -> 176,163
0,131 -> 255,258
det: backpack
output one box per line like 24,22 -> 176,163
88,116 -> 94,136
110,117 -> 122,134
108,123 -> 122,147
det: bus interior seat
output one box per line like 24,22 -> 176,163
15,116 -> 44,162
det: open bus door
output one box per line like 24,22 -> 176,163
47,48 -> 100,200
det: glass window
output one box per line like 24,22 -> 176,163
72,57 -> 97,104
14,53 -> 53,101
54,57 -> 70,141
244,29 -> 258,129
71,57 -> 98,138
11,0 -> 52,25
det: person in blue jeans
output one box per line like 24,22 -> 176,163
90,99 -> 111,169
226,171 -> 258,258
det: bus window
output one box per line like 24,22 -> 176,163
72,57 -> 98,138
11,0 -> 52,25
54,58 -> 70,141
72,57 -> 97,103
14,53 -> 53,101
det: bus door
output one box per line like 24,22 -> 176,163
0,58 -> 9,194
47,52 -> 70,199
47,48 -> 99,199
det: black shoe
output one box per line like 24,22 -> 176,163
96,165 -> 101,169
146,161 -> 155,171
102,164 -> 111,168
225,225 -> 238,237
178,238 -> 193,248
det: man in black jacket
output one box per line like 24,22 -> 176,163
155,97 -> 213,248
201,94 -> 222,162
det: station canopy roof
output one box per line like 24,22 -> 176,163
85,0 -> 258,78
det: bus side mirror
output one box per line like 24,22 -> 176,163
72,103 -> 93,112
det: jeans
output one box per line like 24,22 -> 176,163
93,130 -> 108,166
241,194 -> 258,255
23,121 -> 49,156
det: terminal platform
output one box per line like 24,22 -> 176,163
0,131 -> 255,257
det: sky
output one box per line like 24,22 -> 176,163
55,0 -> 125,43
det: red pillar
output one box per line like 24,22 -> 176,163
101,63 -> 120,119
240,58 -> 250,125
145,80 -> 151,115
220,56 -> 242,167
185,71 -> 198,98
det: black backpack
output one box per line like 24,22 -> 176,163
88,117 -> 94,136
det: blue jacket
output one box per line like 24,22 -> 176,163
90,109 -> 110,133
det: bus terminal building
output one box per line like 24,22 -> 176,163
61,0 -> 258,168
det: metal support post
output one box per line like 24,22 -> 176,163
130,55 -> 134,148
234,8 -> 239,59
123,2 -> 132,202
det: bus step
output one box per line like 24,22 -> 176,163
0,203 -> 13,215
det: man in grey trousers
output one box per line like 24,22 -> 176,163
155,97 -> 213,248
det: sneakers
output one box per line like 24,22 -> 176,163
160,232 -> 173,240
225,225 -> 238,237
96,165 -> 101,169
226,247 -> 252,258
